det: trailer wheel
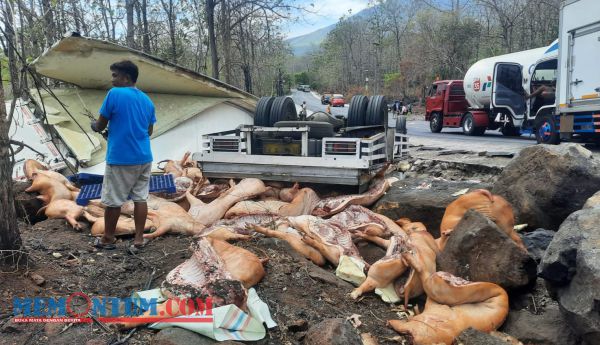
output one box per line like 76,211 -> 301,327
274,121 -> 334,139
501,125 -> 521,137
269,96 -> 298,126
255,96 -> 275,126
462,113 -> 485,136
535,114 -> 560,145
430,113 -> 443,133
347,95 -> 369,126
366,95 -> 387,126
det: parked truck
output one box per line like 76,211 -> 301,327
426,0 -> 600,144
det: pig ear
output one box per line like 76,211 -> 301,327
36,205 -> 48,216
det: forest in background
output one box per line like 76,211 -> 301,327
294,0 -> 562,103
0,0 -> 302,99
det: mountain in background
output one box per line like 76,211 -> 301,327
286,6 -> 377,56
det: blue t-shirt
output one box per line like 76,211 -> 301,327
99,87 -> 156,165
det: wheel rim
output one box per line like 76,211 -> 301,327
431,115 -> 440,129
538,121 -> 553,142
464,117 -> 473,132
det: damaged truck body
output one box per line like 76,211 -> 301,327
10,34 -> 407,190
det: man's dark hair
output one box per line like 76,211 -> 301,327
110,60 -> 139,83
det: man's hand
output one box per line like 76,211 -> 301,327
90,120 -> 99,133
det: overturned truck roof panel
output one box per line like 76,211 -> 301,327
30,33 -> 257,111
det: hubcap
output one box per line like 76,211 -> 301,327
431,116 -> 439,129
538,121 -> 552,142
464,117 -> 473,132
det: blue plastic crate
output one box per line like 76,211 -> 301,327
75,174 -> 177,206
67,173 -> 105,185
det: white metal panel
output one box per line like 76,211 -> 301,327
558,0 -> 600,110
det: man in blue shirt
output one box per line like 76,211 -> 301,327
90,60 -> 156,253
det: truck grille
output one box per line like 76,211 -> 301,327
212,138 -> 240,152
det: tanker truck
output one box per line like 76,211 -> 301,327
425,0 -> 600,144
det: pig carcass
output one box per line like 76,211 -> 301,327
439,189 -> 525,251
38,199 -> 95,230
26,174 -> 74,204
224,188 -> 320,218
312,177 -> 398,217
186,178 -> 267,226
251,222 -> 326,266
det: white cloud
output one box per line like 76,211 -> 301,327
284,0 -> 370,39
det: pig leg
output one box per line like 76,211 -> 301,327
252,225 -> 325,266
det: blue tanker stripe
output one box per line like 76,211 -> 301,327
545,41 -> 559,54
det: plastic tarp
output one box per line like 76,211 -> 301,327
32,88 -> 229,167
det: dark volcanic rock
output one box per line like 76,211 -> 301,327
500,304 -> 579,345
437,210 -> 536,290
305,318 -> 361,345
539,207 -> 600,344
453,328 -> 510,345
520,228 -> 555,263
492,143 -> 600,230
374,178 -> 491,238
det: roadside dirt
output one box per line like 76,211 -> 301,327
0,210 -> 406,345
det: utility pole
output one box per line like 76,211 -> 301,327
276,68 -> 284,96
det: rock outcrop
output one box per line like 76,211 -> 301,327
492,144 -> 600,230
539,207 -> 600,344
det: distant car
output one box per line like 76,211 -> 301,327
331,95 -> 345,107
298,84 -> 311,92
321,95 -> 331,104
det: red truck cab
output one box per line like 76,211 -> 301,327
425,80 -> 489,136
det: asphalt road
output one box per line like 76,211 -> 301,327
290,89 -> 348,117
407,119 -> 537,153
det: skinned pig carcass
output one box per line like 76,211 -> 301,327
198,214 -> 282,242
143,202 -> 206,239
279,183 -> 300,202
328,205 -> 394,238
287,215 -> 369,285
439,189 -> 525,251
387,241 -> 509,345
224,188 -> 320,218
312,177 -> 398,217
115,237 -> 264,329
186,178 -> 267,226
351,220 -> 439,303
251,222 -> 326,266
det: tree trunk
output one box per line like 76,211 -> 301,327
126,0 -> 135,48
0,60 -> 23,266
220,0 -> 232,83
2,0 -> 20,98
41,0 -> 55,46
206,0 -> 218,79
141,0 -> 150,53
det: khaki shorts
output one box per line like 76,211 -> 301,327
101,163 -> 152,207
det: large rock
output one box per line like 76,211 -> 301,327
500,304 -> 579,345
492,144 -> 600,230
437,210 -> 536,290
373,178 -> 491,238
538,207 -> 600,344
152,327 -> 220,345
304,318 -> 361,345
520,228 -> 555,263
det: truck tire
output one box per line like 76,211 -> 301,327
535,114 -> 560,145
396,115 -> 407,134
347,95 -> 369,127
269,97 -> 298,126
366,95 -> 387,126
430,113 -> 443,133
274,121 -> 334,139
255,96 -> 274,126
462,112 -> 485,136
501,125 -> 521,137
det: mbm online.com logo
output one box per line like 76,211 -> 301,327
12,292 -> 213,324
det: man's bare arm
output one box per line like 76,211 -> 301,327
92,115 -> 109,132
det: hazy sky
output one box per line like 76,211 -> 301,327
283,0 -> 371,39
